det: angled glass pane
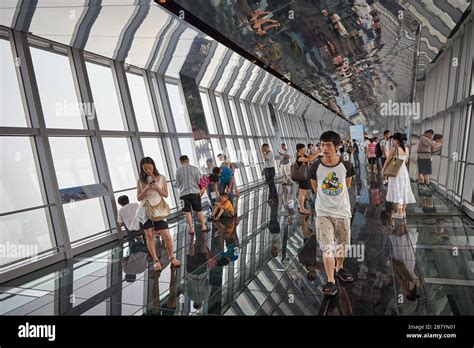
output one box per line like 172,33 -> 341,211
248,137 -> 259,168
126,5 -> 173,68
29,2 -> 87,46
0,208 -> 54,267
64,197 -> 108,243
30,47 -> 85,129
228,97 -> 242,135
102,137 -> 136,191
239,100 -> 251,135
86,61 -> 126,131
0,136 -> 45,213
163,137 -> 178,175
215,94 -> 231,135
127,72 -> 157,131
210,138 -> 223,164
178,137 -> 198,167
151,74 -> 168,132
166,82 -> 191,133
225,138 -> 237,166
165,27 -> 199,78
84,4 -> 136,60
200,91 -> 217,134
0,38 -> 28,127
49,137 -> 97,189
249,104 -> 262,136
141,137 -> 169,177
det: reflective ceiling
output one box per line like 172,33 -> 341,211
0,0 -> 348,128
166,0 -> 471,124
0,0 -> 470,127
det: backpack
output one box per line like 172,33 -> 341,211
375,142 -> 383,157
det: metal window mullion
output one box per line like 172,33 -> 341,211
456,22 -> 472,196
156,74 -> 178,134
141,69 -> 161,133
71,48 -> 120,242
222,96 -> 237,136
208,91 -> 224,135
11,29 -> 72,258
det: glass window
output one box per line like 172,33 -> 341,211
178,137 -> 198,167
248,138 -> 259,167
127,72 -> 156,131
250,104 -> 262,136
30,47 -> 85,129
102,138 -> 136,191
240,100 -> 251,135
238,138 -> 253,182
0,208 -> 54,267
200,91 -> 217,134
49,137 -> 97,189
86,61 -> 126,131
229,97 -> 242,135
210,138 -> 222,164
1,136 -> 45,213
163,137 -> 178,176
0,39 -> 28,127
63,197 -> 108,243
215,94 -> 231,135
141,138 -> 169,177
225,138 -> 237,167
151,75 -> 168,132
166,82 -> 191,133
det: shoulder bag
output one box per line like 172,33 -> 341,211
384,147 -> 404,177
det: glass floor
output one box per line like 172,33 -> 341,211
1,165 -> 473,316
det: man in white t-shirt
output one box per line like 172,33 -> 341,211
278,143 -> 292,185
117,195 -> 141,234
309,131 -> 355,296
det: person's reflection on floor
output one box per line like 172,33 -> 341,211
146,237 -> 178,315
122,238 -> 149,283
214,217 -> 240,265
184,230 -> 212,312
268,200 -> 281,257
297,214 -> 317,281
389,221 -> 420,303
421,193 -> 435,213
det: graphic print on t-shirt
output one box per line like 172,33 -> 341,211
321,171 -> 343,196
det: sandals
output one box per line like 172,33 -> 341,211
322,282 -> 338,296
299,209 -> 311,215
153,259 -> 162,272
170,257 -> 181,268
335,268 -> 354,283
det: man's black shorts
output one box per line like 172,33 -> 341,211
181,193 -> 202,212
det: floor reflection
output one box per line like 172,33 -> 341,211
1,165 -> 473,316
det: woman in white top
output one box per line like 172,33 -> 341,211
137,157 -> 181,271
382,133 -> 416,219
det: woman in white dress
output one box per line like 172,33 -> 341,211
382,133 -> 416,219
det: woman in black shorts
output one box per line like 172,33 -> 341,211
295,143 -> 321,214
137,157 -> 180,271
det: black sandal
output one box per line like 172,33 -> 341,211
335,268 -> 354,283
322,282 -> 338,296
